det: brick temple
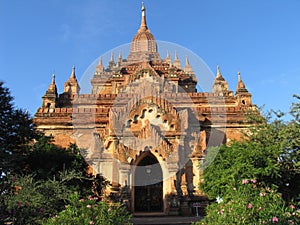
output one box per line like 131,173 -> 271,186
34,3 -> 255,215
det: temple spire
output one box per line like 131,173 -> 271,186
236,71 -> 252,105
175,51 -> 179,60
70,65 -> 76,78
51,73 -> 56,84
47,73 -> 57,92
184,55 -> 193,73
99,56 -> 103,66
118,52 -> 122,66
236,71 -> 248,93
212,65 -> 229,94
185,55 -> 190,66
42,73 -> 58,109
110,52 -> 114,63
64,66 -> 80,95
238,71 -> 241,82
96,57 -> 104,73
217,65 -> 222,78
139,2 -> 148,32
173,51 -> 181,69
166,51 -> 172,66
128,2 -> 160,62
166,51 -> 170,58
109,52 -> 115,69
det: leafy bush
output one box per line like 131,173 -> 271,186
27,140 -> 89,180
200,142 -> 284,200
42,193 -> 131,225
198,98 -> 300,224
1,172 -> 113,225
200,100 -> 300,202
1,174 -> 72,225
195,180 -> 299,225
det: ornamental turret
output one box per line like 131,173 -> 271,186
212,65 -> 229,94
236,71 -> 252,105
165,52 -> 172,66
173,52 -> 181,69
117,52 -> 123,67
184,56 -> 193,73
96,57 -> 104,74
64,66 -> 80,95
42,74 -> 58,109
108,52 -> 115,70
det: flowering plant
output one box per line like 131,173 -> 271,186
42,192 -> 131,225
195,180 -> 299,225
0,174 -> 72,225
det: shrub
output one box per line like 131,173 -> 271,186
195,180 -> 299,225
42,193 -> 131,225
0,174 -> 71,225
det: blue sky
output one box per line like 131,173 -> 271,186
1,0 -> 300,118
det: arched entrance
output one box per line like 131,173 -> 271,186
134,152 -> 163,212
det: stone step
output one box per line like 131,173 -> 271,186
131,216 -> 202,225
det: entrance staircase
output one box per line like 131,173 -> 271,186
131,216 -> 202,225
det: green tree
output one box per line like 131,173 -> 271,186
25,138 -> 96,196
0,83 -> 113,224
246,100 -> 300,201
27,139 -> 88,179
200,99 -> 300,202
0,82 -> 93,191
0,81 -> 37,175
198,98 -> 300,224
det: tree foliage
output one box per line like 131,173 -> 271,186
1,174 -> 73,225
198,97 -> 300,224
0,82 -> 93,190
26,139 -> 89,179
0,81 -> 37,175
0,83 -> 115,224
200,97 -> 300,202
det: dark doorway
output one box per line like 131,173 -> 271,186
134,153 -> 163,212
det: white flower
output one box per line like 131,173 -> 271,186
216,196 -> 223,204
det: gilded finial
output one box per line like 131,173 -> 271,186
142,2 -> 145,11
139,2 -> 148,31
